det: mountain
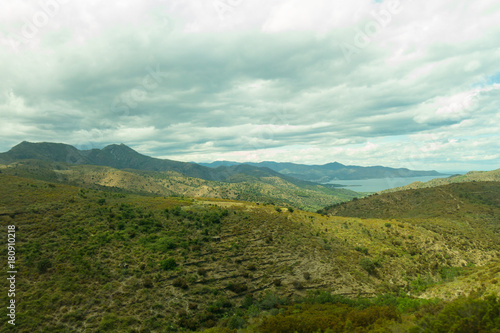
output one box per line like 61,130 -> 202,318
0,144 -> 361,211
200,160 -> 443,183
379,168 -> 500,193
1,173 -> 499,332
0,142 -> 320,188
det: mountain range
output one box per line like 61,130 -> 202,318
0,142 -> 361,211
200,160 -> 443,183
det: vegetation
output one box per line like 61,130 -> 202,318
0,159 -> 360,212
0,170 -> 498,332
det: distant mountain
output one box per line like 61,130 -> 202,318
0,142 -> 312,186
0,142 -> 362,210
200,160 -> 443,182
380,168 -> 500,193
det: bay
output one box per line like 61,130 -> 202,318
325,174 -> 459,193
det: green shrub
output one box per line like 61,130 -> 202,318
37,259 -> 52,274
410,295 -> 500,332
173,277 -> 189,289
355,246 -> 369,255
160,258 -> 177,271
228,315 -> 246,329
359,258 -> 380,275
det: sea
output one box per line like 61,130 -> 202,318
325,173 -> 466,193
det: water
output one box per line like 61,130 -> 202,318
326,174 -> 456,193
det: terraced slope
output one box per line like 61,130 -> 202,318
1,174 -> 499,332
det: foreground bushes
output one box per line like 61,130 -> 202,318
259,303 -> 400,333
410,295 -> 500,333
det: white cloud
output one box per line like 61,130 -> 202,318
0,0 -> 499,171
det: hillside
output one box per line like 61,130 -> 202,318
0,142 -> 316,187
1,174 -> 499,332
0,160 -> 360,211
319,181 -> 500,222
380,168 -> 500,193
201,160 -> 442,183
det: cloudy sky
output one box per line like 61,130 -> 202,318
1,0 -> 499,171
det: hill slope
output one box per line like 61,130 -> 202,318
1,174 -> 499,332
320,181 -> 500,222
0,159 -> 360,211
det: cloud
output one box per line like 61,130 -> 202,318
0,0 -> 499,171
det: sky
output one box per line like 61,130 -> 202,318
1,0 -> 499,172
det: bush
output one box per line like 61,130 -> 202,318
173,277 -> 189,289
142,277 -> 154,288
359,258 -> 379,275
37,259 -> 52,274
355,246 -> 369,255
228,315 -> 246,329
227,282 -> 248,293
411,295 -> 500,332
440,266 -> 463,282
160,258 -> 177,271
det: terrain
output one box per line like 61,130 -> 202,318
200,160 -> 442,183
0,142 -> 320,187
1,174 -> 499,332
0,159 -> 359,212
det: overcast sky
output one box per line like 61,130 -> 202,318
1,0 -> 499,171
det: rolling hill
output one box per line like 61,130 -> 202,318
0,159 -> 360,212
1,174 -> 499,332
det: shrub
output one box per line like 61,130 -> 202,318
227,282 -> 248,293
37,259 -> 52,274
173,277 -> 189,289
359,258 -> 380,275
160,258 -> 177,271
228,315 -> 246,329
260,292 -> 286,310
411,295 -> 500,332
355,246 -> 369,255
142,277 -> 154,288
440,266 -> 463,282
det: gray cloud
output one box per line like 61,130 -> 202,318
0,0 -> 499,171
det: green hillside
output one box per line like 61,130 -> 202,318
0,160 -> 360,211
1,174 -> 499,332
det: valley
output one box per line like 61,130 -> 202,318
1,171 -> 498,332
